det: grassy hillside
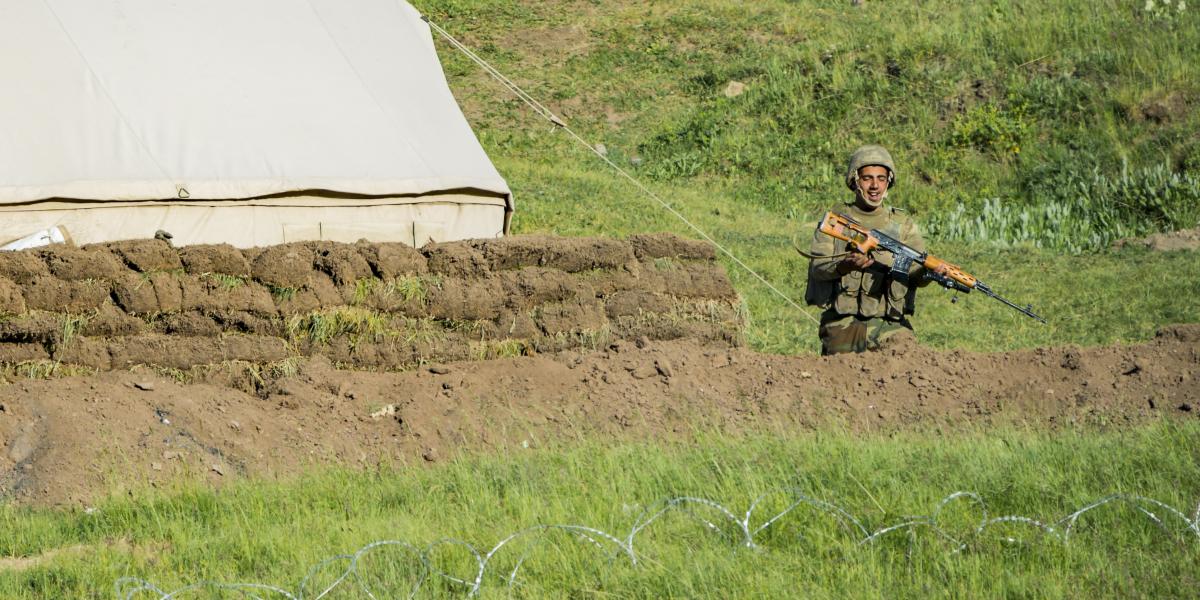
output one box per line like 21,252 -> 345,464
412,0 -> 1200,354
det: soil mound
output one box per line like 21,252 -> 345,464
1,324 -> 1197,506
1114,227 -> 1200,252
0,236 -> 1197,506
0,234 -> 743,375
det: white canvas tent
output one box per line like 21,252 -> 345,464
0,0 -> 512,248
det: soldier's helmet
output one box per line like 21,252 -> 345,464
845,145 -> 897,191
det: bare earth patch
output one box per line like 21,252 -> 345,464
0,325 -> 1196,507
1115,227 -> 1200,252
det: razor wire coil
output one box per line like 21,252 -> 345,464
113,490 -> 1200,599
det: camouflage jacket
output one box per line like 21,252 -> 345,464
805,202 -> 927,320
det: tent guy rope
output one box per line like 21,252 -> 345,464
422,16 -> 822,327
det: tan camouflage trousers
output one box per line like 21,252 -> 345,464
818,311 -> 914,356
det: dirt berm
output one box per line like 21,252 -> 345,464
0,235 -> 1196,506
0,233 -> 741,373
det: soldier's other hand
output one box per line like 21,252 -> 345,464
932,263 -> 951,277
836,251 -> 874,275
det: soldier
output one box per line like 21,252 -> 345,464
805,145 -> 947,355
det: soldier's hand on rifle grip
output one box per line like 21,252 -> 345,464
835,250 -> 874,275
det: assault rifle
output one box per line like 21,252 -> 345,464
818,211 -> 1047,323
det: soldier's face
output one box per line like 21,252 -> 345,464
855,165 -> 890,209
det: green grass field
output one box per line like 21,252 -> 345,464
3,423 -> 1199,598
3,0 -> 1200,597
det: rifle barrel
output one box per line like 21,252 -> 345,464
976,283 -> 1047,324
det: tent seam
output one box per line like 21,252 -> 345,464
301,0 -> 437,178
37,0 -> 178,192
